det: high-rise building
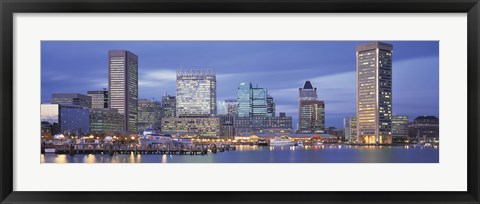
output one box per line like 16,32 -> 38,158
108,50 -> 138,132
225,99 -> 239,116
298,81 -> 325,134
41,104 -> 90,136
298,100 -> 325,134
51,93 -> 92,108
344,116 -> 357,142
162,95 -> 176,118
251,86 -> 268,117
392,115 -> 409,142
87,89 -> 109,109
356,41 -> 393,144
237,82 -> 275,117
176,69 -> 216,117
137,99 -> 163,131
299,81 -> 317,101
267,95 -> 275,117
237,82 -> 252,117
89,108 -> 123,135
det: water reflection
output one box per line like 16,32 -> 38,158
41,145 -> 439,163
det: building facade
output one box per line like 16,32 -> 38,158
89,108 -> 124,135
234,113 -> 293,135
108,50 -> 138,133
162,95 -> 176,118
176,69 -> 216,117
298,81 -> 325,134
51,93 -> 92,108
237,82 -> 275,117
408,116 -> 439,142
161,117 -> 220,137
392,115 -> 409,142
137,99 -> 163,131
41,104 -> 90,136
219,115 -> 235,139
344,116 -> 357,142
237,82 -> 252,117
87,89 -> 109,109
356,41 -> 393,144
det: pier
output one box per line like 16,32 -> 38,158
42,143 -> 236,156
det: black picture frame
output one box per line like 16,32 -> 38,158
1,0 -> 479,203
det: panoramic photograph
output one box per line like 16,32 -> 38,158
40,41 -> 439,163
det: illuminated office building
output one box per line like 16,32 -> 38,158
137,99 -> 163,131
176,69 -> 216,117
237,82 -> 275,117
89,108 -> 123,135
162,95 -> 176,118
161,117 -> 220,137
108,50 -> 138,132
356,42 -> 393,144
298,81 -> 325,134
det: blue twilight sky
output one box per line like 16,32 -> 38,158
41,41 -> 439,128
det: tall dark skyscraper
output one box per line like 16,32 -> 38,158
356,42 -> 393,144
298,81 -> 325,134
162,94 -> 176,118
108,50 -> 138,132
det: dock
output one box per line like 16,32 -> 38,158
42,143 -> 236,156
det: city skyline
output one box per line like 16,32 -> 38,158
41,41 -> 439,128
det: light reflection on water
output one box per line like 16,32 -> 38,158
41,145 -> 439,163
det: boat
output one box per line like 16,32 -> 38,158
269,136 -> 295,146
138,129 -> 173,146
297,141 -> 304,147
257,139 -> 269,146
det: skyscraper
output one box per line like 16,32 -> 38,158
162,95 -> 176,118
298,81 -> 325,134
87,89 -> 109,109
236,82 -> 275,117
251,86 -> 268,117
237,82 -> 252,117
356,42 -> 393,144
176,69 -> 216,117
108,50 -> 138,132
392,115 -> 409,142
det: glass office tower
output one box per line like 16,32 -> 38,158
176,69 -> 216,117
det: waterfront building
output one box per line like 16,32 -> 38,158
161,117 -> 220,137
162,95 -> 176,118
89,108 -> 124,135
326,127 -> 345,140
176,69 -> 216,117
234,113 -> 292,135
108,50 -> 138,133
344,116 -> 357,142
87,89 -> 109,109
41,104 -> 90,136
392,115 -> 409,142
218,115 -> 235,139
356,41 -> 393,144
408,115 -> 439,142
251,86 -> 268,117
298,81 -> 325,134
137,99 -> 163,131
51,93 -> 92,108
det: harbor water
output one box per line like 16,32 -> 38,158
41,145 -> 439,163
